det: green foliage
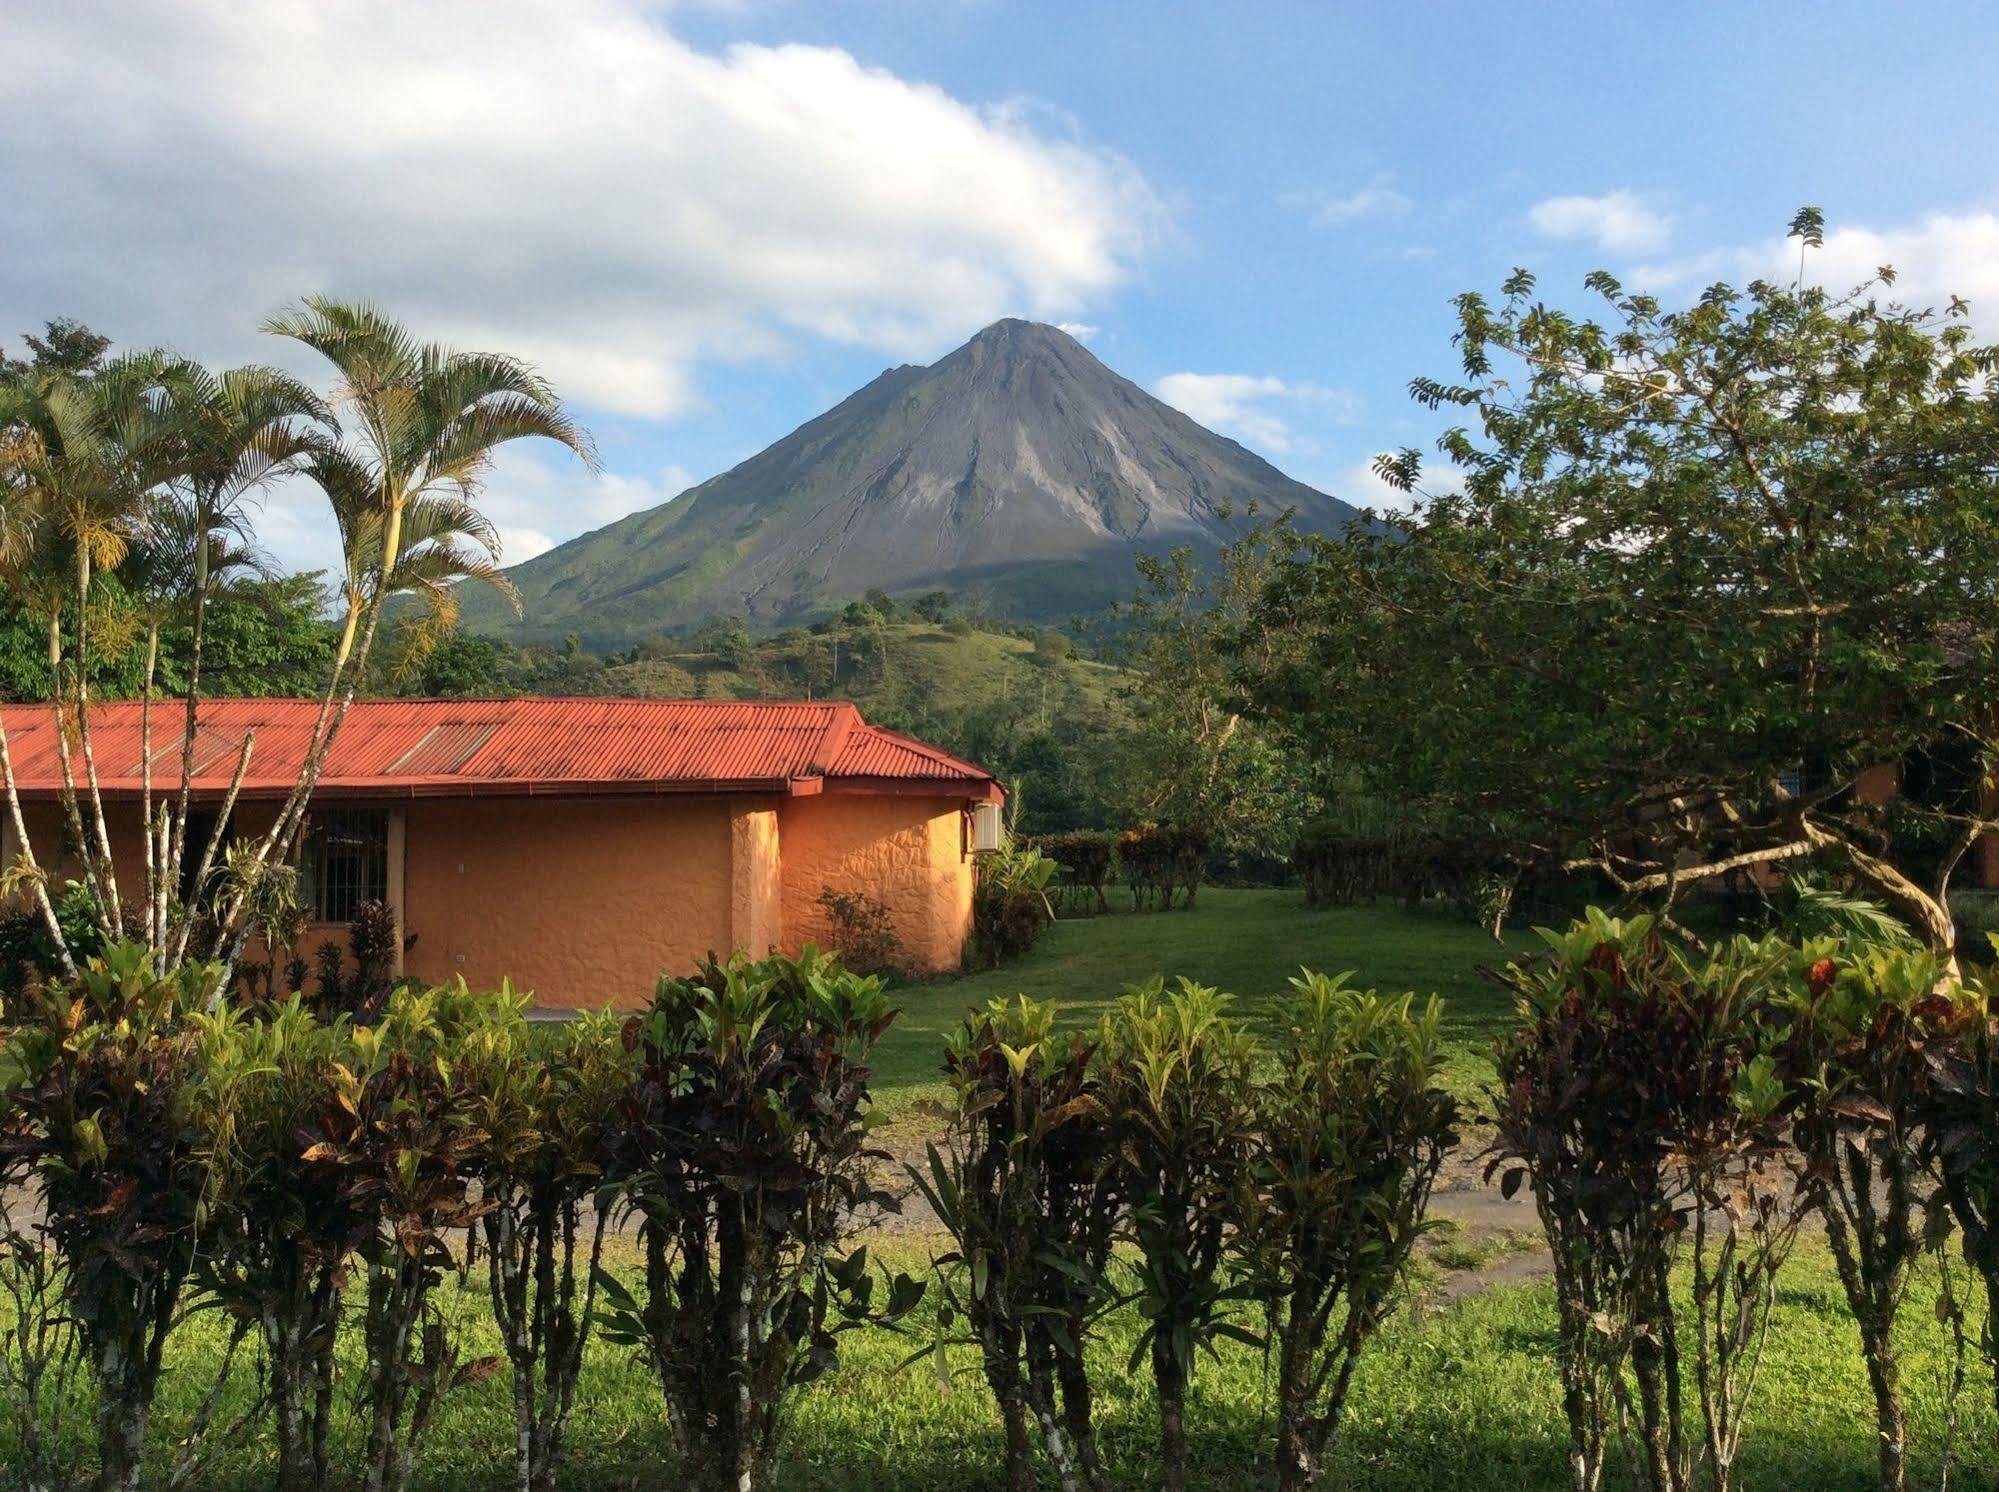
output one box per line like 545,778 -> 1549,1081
1243,214 -> 1999,959
1094,978 -> 1260,1489
462,1006 -> 634,1492
970,842 -> 1057,967
1241,971 -> 1458,1490
1116,529 -> 1313,864
1492,912 -> 1806,1492
1911,980 -> 1999,1437
911,995 -> 1117,1491
1022,830 -> 1117,916
189,995 -> 367,1492
1117,824 -> 1209,911
1775,935 -> 1969,1492
0,319 -> 112,383
0,942 -> 231,1492
601,948 -> 921,1491
296,981 -> 499,1492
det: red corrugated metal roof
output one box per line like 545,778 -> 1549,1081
0,697 -> 1002,802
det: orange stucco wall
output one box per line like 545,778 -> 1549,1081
3,788 -> 976,1008
399,795 -> 733,1004
777,792 -> 974,972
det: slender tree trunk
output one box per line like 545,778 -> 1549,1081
70,545 -> 123,932
1816,1182 -> 1909,1492
0,707 -> 74,972
1054,1329 -> 1107,1492
982,1331 -> 1039,1492
138,624 -> 157,948
1273,1306 -> 1319,1492
48,613 -> 113,937
165,528 -> 211,954
1153,1333 -> 1188,1492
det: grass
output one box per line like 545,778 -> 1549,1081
871,887 -> 1528,1122
18,1236 -> 1989,1490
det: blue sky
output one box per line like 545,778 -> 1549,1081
7,1 -> 1999,574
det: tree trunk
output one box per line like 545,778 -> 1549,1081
1859,1312 -> 1907,1492
982,1332 -> 1039,1492
1152,1332 -> 1188,1492
1273,1311 -> 1319,1492
91,1332 -> 152,1492
1055,1331 -> 1107,1492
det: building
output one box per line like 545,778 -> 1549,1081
0,697 -> 1003,1008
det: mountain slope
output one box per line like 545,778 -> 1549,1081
465,319 -> 1363,645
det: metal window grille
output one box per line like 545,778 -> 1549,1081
302,809 -> 388,923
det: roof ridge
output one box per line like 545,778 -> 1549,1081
808,701 -> 861,775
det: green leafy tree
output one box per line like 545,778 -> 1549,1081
1117,529 -> 1310,864
0,319 -> 111,383
1245,211 -> 1999,968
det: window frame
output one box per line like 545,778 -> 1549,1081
300,807 -> 391,925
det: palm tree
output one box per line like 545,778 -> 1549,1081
147,361 -> 330,951
0,358 -> 176,945
206,299 -> 593,966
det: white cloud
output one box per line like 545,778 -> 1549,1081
1153,373 -> 1352,455
1055,321 -> 1099,341
1634,209 -> 1999,314
499,529 -> 559,565
1284,182 -> 1412,228
1529,191 -> 1672,255
249,452 -> 700,578
0,0 -> 1161,422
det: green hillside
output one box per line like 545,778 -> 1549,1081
601,621 -> 1121,720
408,617 -> 1133,831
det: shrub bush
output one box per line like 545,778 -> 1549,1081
1776,936 -> 1966,1492
1491,911 -> 1803,1492
1293,820 -> 1521,932
462,1000 -> 635,1492
1118,825 -> 1209,911
1095,978 -> 1259,1491
912,995 -> 1117,1492
1242,971 -> 1458,1491
299,982 -> 497,1492
1022,831 -> 1116,916
601,949 -> 922,1492
970,843 -> 1056,967
0,943 -> 232,1492
191,995 -> 370,1492
1911,981 -> 1999,1437
309,899 -> 403,1021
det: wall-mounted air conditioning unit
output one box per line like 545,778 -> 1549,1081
970,801 -> 1004,853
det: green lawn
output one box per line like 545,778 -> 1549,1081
37,1237 -> 1989,1490
872,887 -> 1528,1120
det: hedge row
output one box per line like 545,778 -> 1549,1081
5,904 -> 1999,1491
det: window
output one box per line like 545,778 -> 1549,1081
301,809 -> 389,923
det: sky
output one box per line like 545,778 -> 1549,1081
6,0 -> 1999,577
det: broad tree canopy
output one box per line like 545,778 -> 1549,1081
1245,212 -> 1999,962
